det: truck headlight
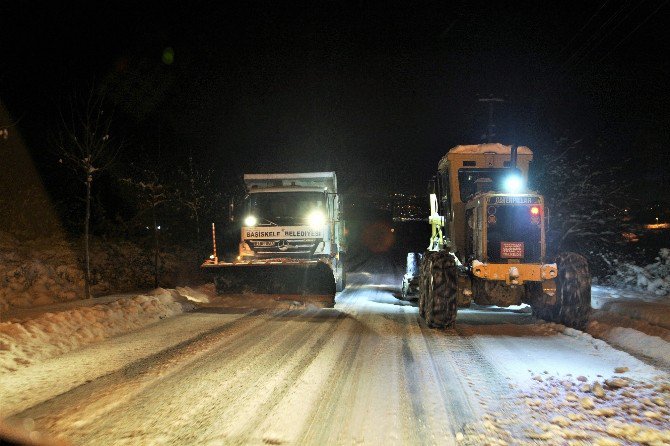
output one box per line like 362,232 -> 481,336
244,215 -> 258,227
503,174 -> 524,193
307,210 -> 325,228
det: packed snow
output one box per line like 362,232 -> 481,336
0,288 -> 195,372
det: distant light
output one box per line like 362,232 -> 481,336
244,215 -> 257,227
162,47 -> 174,65
157,225 -> 161,230
503,175 -> 524,193
645,222 -> 670,230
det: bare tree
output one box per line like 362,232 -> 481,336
57,89 -> 120,299
176,156 -> 214,244
532,137 -> 633,276
122,166 -> 167,288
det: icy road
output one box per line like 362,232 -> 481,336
2,255 -> 668,445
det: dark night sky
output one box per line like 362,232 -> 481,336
2,1 -> 669,195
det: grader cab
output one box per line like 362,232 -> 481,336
402,143 -> 591,329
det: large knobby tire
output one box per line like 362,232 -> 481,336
526,281 -> 553,321
554,252 -> 591,330
418,252 -> 430,319
418,251 -> 458,329
528,252 -> 591,330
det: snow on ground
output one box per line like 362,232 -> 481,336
0,288 -> 195,372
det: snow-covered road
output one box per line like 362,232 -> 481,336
1,255 -> 668,445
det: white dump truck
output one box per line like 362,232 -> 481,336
202,172 -> 345,302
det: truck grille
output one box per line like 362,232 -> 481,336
250,239 -> 321,258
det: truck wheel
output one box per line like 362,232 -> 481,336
554,252 -> 591,330
419,251 -> 458,328
418,253 -> 430,319
528,253 -> 591,329
402,252 -> 422,299
526,282 -> 553,321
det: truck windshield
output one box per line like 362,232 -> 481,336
458,168 -> 521,202
247,192 -> 325,225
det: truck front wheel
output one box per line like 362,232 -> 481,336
419,251 -> 458,328
528,253 -> 591,330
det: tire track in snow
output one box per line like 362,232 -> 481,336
295,289 -> 372,445
64,308 -> 349,445
8,309 -> 268,425
225,311 -> 352,444
450,325 -> 533,441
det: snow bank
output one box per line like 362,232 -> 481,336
586,283 -> 670,368
609,248 -> 670,296
0,289 -> 195,372
588,322 -> 670,369
0,232 -> 203,311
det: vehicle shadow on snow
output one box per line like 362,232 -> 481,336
192,303 -> 348,321
192,306 -> 259,315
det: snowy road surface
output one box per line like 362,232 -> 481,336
1,255 -> 668,445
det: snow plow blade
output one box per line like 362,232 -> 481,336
202,261 -> 336,304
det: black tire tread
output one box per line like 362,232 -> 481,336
419,251 -> 458,328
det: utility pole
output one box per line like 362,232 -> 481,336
478,96 -> 505,143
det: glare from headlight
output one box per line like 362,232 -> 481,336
244,215 -> 258,227
503,175 -> 524,193
307,210 -> 326,228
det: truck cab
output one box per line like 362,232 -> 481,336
239,173 -> 344,263
203,172 -> 346,297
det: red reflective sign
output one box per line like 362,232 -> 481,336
501,241 -> 524,258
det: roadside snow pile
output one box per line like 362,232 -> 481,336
0,233 -> 82,311
459,372 -> 670,445
609,248 -> 670,296
0,231 -> 203,311
587,285 -> 670,365
588,322 -> 670,369
0,289 -> 194,372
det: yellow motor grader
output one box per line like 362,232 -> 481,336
402,143 -> 591,329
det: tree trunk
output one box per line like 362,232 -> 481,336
84,177 -> 92,299
152,201 -> 159,289
194,209 -> 200,246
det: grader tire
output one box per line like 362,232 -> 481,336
528,253 -> 591,330
419,251 -> 458,329
526,282 -> 553,321
554,252 -> 591,330
418,252 -> 431,319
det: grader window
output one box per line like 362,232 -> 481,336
457,168 -> 521,202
